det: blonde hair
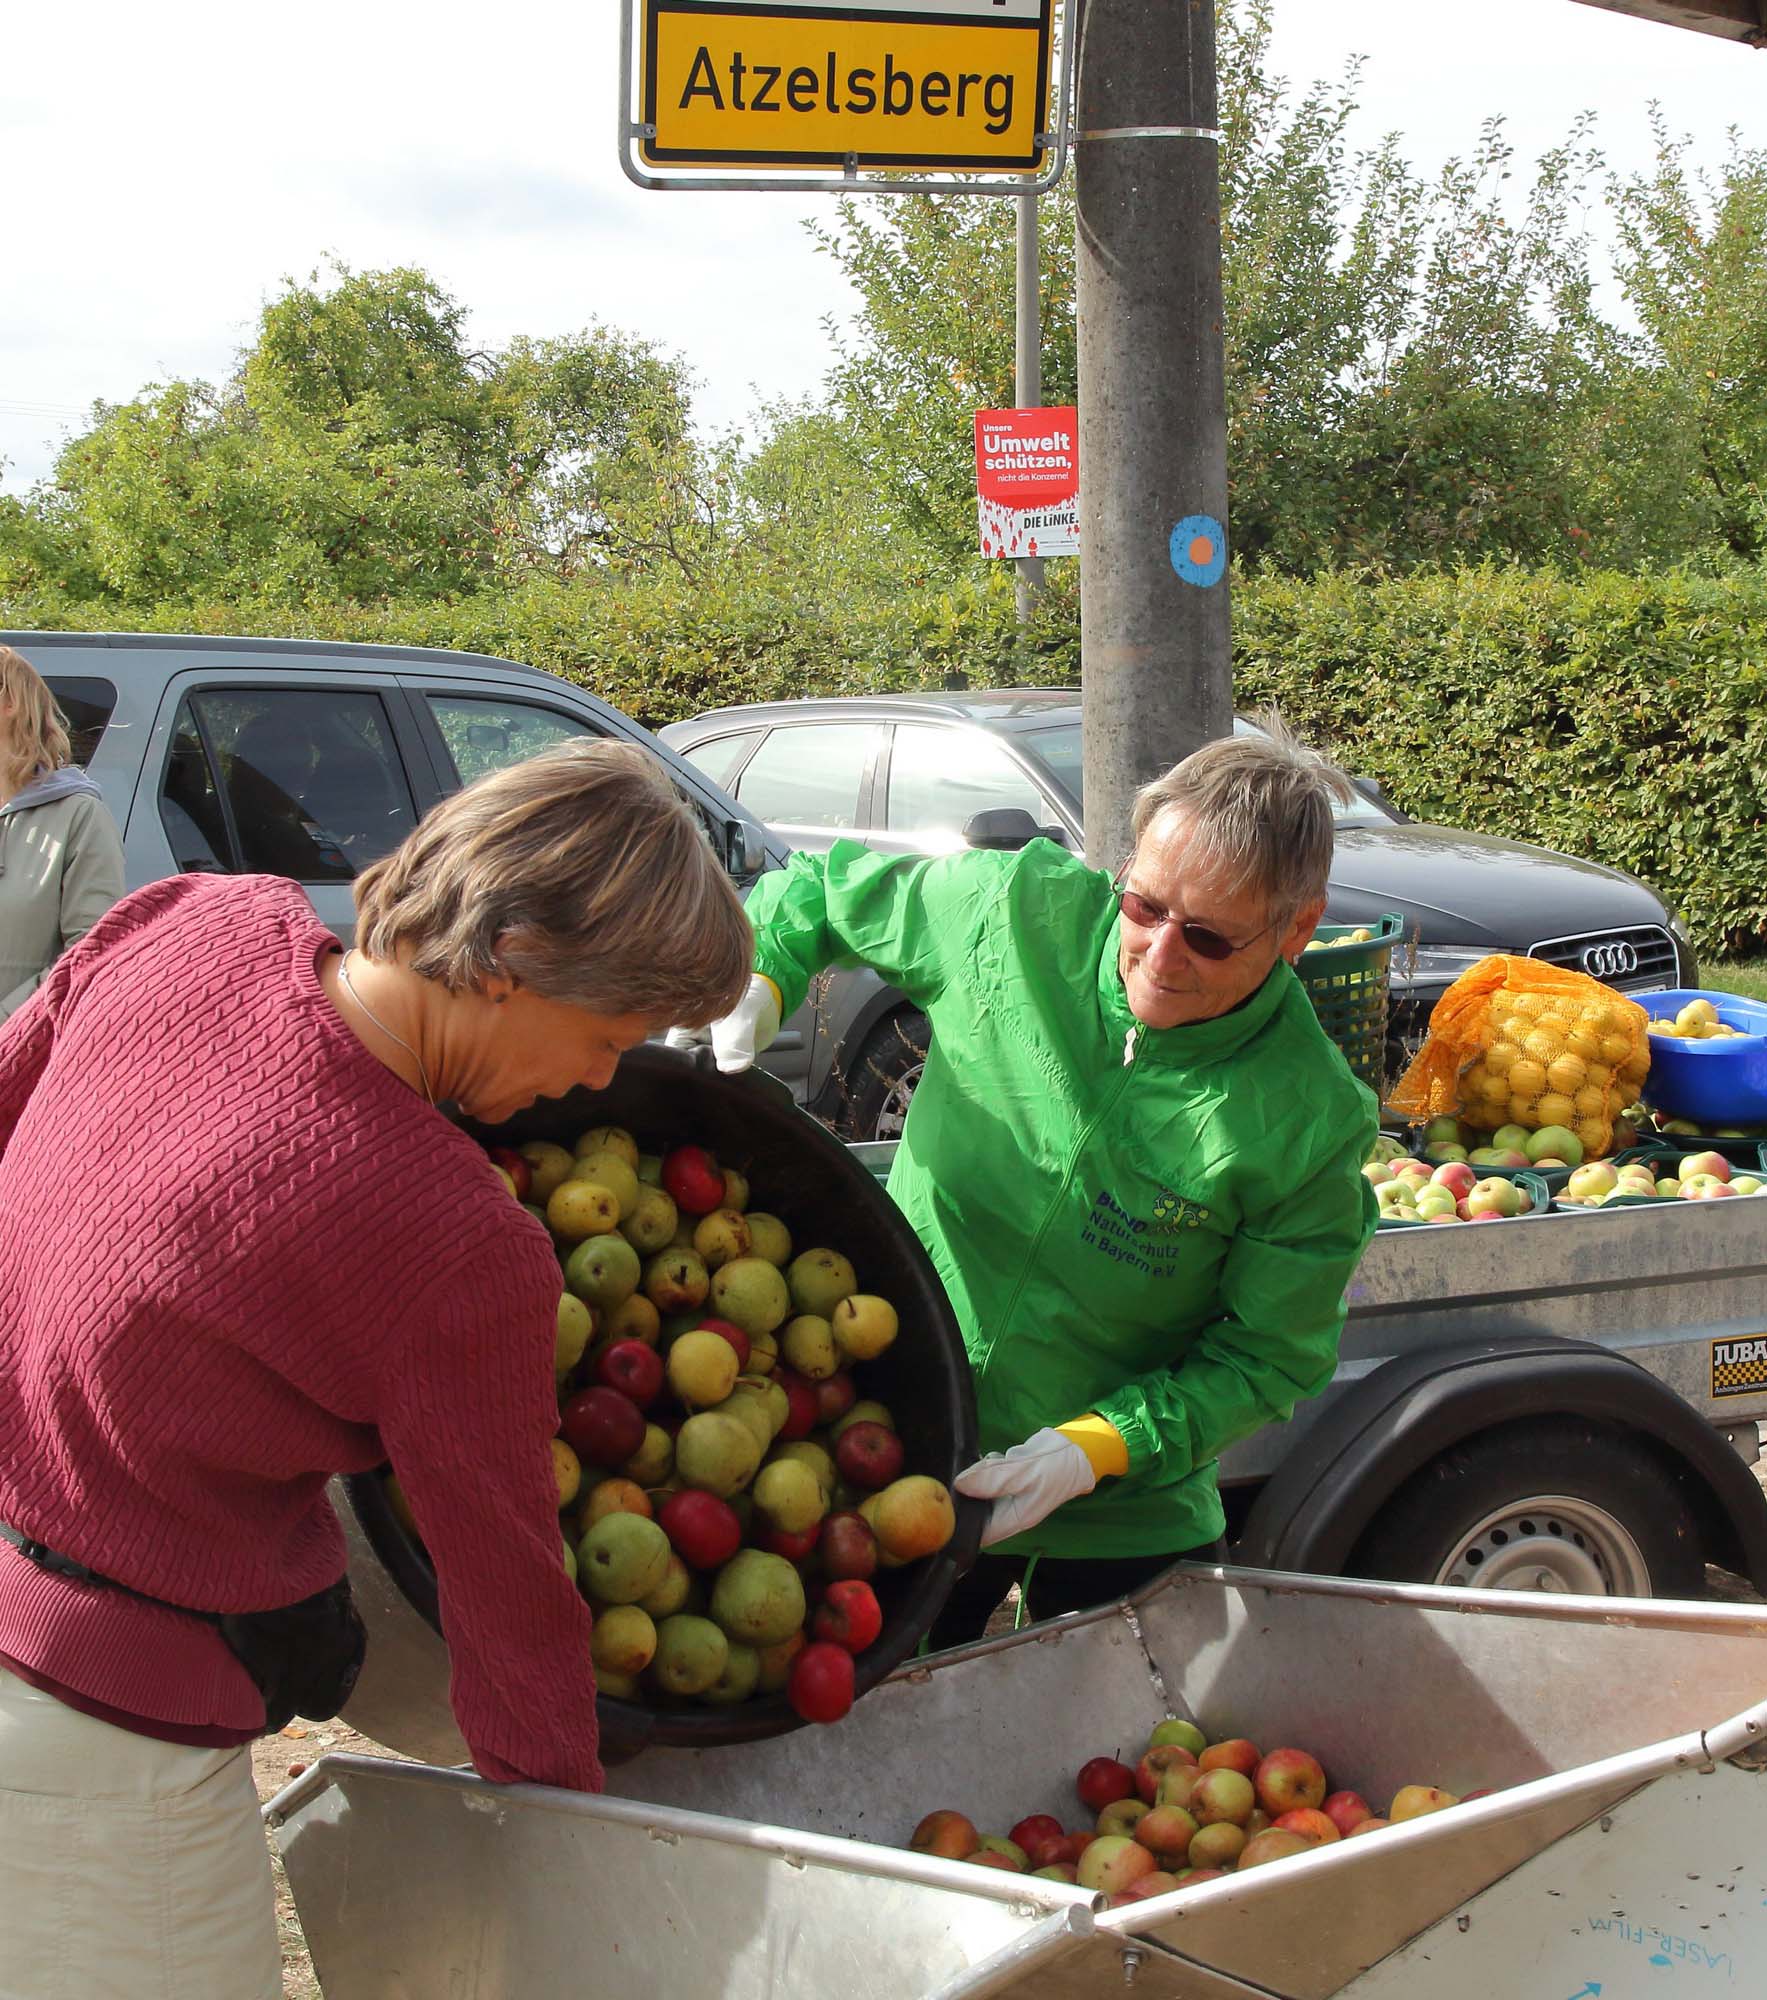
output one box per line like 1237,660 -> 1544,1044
354,738 -> 752,1025
0,646 -> 73,797
1131,713 -> 1354,915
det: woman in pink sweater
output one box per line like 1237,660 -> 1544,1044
0,739 -> 751,2000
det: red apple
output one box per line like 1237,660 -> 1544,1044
966,1850 -> 1020,1871
814,1579 -> 883,1654
1076,1756 -> 1137,1812
1345,1816 -> 1391,1837
1134,1804 -> 1201,1864
1109,1870 -> 1181,1905
761,1520 -> 822,1562
694,1315 -> 751,1369
833,1421 -> 906,1492
559,1386 -> 646,1467
658,1489 -> 742,1569
787,1640 -> 855,1723
594,1339 -> 664,1408
661,1145 -> 726,1215
1322,1790 -> 1372,1838
910,1810 -> 978,1859
773,1367 -> 820,1442
1430,1160 -> 1477,1199
486,1146 -> 532,1200
1136,1743 -> 1199,1803
1198,1739 -> 1261,1778
814,1372 -> 857,1425
819,1509 -> 879,1582
1254,1748 -> 1328,1817
1009,1814 -> 1065,1859
1273,1807 -> 1339,1844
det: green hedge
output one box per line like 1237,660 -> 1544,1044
10,563 -> 1766,956
1232,568 -> 1767,960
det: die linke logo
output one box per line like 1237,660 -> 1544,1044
642,0 -> 1054,171
974,406 -> 1079,559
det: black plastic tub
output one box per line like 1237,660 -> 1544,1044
344,1044 -> 984,1757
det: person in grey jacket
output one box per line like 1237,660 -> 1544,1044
0,645 -> 125,1020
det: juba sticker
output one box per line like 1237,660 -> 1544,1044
1711,1335 -> 1767,1399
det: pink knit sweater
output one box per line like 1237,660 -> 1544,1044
0,875 -> 601,1792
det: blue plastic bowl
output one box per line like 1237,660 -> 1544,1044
1637,988 -> 1767,1126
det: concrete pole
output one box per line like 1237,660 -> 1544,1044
1013,184 -> 1045,632
1076,0 -> 1232,871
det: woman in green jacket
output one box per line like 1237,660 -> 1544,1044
0,646 -> 124,1021
682,724 -> 1378,1643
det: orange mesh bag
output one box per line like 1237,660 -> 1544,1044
1389,954 -> 1650,1160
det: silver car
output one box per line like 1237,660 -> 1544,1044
662,688 -> 1698,1137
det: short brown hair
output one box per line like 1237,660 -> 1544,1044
1131,714 -> 1353,915
0,646 -> 74,797
354,739 -> 752,1026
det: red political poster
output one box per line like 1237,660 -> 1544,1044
974,405 -> 1079,559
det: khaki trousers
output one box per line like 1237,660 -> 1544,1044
0,1667 -> 279,1999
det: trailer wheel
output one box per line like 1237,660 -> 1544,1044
841,1009 -> 930,1144
1349,1419 -> 1705,1599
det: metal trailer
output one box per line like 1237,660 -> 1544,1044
862,1139 -> 1767,1598
270,1563 -> 1767,1998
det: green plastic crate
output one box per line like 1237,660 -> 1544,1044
1296,913 -> 1405,1090
1375,1167 -> 1553,1229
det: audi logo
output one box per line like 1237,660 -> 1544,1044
1581,940 -> 1639,979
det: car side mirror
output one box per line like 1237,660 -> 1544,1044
1353,774 -> 1406,820
961,808 -> 1046,852
726,818 -> 768,877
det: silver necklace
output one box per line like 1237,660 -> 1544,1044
338,951 -> 436,1105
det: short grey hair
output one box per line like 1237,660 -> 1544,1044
1130,713 -> 1355,915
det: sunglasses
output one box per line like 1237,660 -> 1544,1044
1111,868 -> 1282,963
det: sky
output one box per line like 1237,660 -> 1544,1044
2,0 -> 1760,495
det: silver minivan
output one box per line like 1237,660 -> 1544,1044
6,631 -> 882,1125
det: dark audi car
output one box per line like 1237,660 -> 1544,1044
662,690 -> 1698,1137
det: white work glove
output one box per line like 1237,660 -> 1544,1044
954,1429 -> 1098,1550
665,973 -> 781,1075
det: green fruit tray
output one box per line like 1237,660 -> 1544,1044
1375,1167 -> 1553,1230
1296,913 -> 1405,1091
1550,1144 -> 1767,1214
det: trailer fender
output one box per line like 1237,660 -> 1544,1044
1235,1332 -> 1767,1590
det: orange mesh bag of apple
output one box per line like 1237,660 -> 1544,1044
1388,954 -> 1650,1166
386,1125 -> 958,1729
906,1721 -> 1487,1900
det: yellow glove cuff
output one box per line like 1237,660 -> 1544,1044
1057,1413 -> 1130,1480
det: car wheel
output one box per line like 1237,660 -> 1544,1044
1348,1418 -> 1705,1600
842,1010 -> 931,1144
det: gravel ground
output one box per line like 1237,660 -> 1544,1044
259,1451 -> 1767,1997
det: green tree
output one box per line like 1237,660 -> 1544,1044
0,265 -> 713,610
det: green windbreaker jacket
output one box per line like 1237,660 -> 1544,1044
748,838 -> 1379,1559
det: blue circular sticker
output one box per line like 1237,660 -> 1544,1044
1170,515 -> 1227,587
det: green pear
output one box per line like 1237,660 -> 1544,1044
650,1614 -> 728,1697
576,1513 -> 670,1605
675,1412 -> 762,1497
710,1549 -> 807,1648
786,1247 -> 858,1318
744,1213 -> 793,1267
709,1257 -> 791,1337
565,1233 -> 640,1311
